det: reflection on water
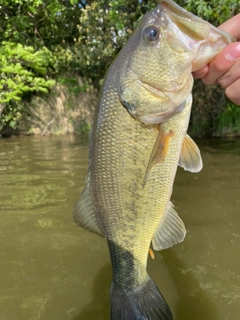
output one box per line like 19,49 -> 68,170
0,135 -> 239,320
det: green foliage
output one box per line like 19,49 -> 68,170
57,76 -> 91,95
77,120 -> 91,133
0,42 -> 55,103
0,0 -> 79,128
213,100 -> 240,136
0,41 -> 55,127
74,0 -> 155,87
184,0 -> 240,25
0,0 -> 80,48
1,101 -> 22,128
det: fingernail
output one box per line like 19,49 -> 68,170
225,43 -> 240,61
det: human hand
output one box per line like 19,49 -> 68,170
193,14 -> 240,105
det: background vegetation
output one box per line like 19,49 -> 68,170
0,0 -> 240,136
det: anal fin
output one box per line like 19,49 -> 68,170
152,202 -> 186,251
179,134 -> 203,173
73,173 -> 104,237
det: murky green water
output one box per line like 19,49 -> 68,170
0,135 -> 239,320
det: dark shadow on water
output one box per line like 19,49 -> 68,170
161,249 -> 219,320
72,264 -> 111,320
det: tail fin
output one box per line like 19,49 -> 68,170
110,278 -> 173,320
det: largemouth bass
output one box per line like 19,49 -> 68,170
74,0 -> 235,319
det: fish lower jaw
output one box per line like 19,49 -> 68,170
139,112 -> 170,125
139,100 -> 186,125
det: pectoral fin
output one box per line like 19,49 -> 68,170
144,126 -> 174,184
178,134 -> 203,173
73,173 -> 104,237
152,202 -> 186,251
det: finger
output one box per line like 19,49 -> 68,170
201,42 -> 240,85
225,78 -> 240,106
218,58 -> 240,89
219,13 -> 240,40
192,65 -> 209,79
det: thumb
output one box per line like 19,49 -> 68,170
201,42 -> 240,85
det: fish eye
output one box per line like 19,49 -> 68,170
142,25 -> 160,43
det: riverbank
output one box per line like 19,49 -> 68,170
1,80 -> 240,139
0,80 -> 97,138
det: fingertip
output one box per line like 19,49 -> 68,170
192,65 -> 209,79
212,43 -> 240,68
224,42 -> 240,61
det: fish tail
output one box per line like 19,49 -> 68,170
110,278 -> 173,320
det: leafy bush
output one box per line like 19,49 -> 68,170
74,0 -> 152,87
0,42 -> 55,127
184,0 -> 239,25
0,42 -> 54,103
213,100 -> 240,136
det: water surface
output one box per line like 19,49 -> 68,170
0,135 -> 239,320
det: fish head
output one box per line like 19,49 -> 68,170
117,0 -> 235,125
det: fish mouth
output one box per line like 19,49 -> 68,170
139,79 -> 170,101
138,79 -> 188,125
139,100 -> 186,125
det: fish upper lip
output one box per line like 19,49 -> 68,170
139,79 -> 169,99
139,78 -> 187,95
